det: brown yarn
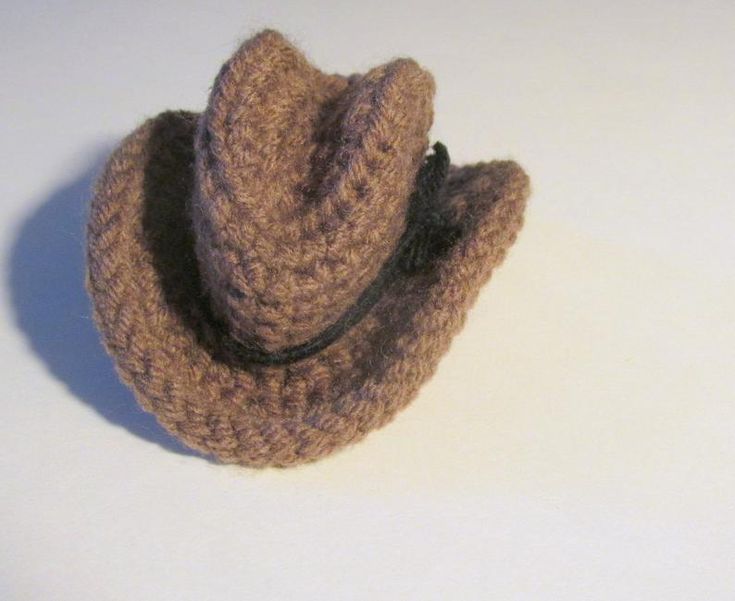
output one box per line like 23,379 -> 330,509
86,29 -> 530,467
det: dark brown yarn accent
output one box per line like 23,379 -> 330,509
216,142 -> 456,366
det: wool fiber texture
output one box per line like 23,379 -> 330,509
86,29 -> 530,467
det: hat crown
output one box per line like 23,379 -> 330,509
192,30 -> 435,353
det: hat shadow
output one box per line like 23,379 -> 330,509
8,144 -> 203,459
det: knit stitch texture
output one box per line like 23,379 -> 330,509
86,29 -> 530,466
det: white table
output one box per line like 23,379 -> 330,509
2,1 -> 733,599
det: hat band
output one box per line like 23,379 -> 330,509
215,142 -> 461,366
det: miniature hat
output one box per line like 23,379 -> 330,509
87,29 -> 529,467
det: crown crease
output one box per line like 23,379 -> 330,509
191,30 -> 436,352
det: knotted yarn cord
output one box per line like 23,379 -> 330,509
219,142 -> 459,366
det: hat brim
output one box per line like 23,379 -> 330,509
87,110 -> 529,467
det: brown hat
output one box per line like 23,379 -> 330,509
86,29 -> 529,467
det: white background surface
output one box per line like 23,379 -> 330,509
1,1 -> 734,599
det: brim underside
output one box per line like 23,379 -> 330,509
86,111 -> 529,467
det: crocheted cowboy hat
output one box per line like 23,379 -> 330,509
87,29 -> 529,467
